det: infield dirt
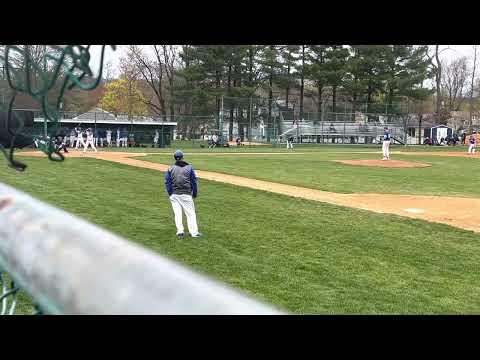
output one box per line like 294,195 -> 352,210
19,150 -> 480,233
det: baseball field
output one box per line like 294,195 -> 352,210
4,142 -> 480,314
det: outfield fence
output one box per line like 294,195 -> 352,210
0,182 -> 282,315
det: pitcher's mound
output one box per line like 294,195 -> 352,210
334,159 -> 430,168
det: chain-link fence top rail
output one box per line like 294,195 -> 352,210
0,45 -> 115,171
0,183 -> 282,315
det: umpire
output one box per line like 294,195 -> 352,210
165,150 -> 202,238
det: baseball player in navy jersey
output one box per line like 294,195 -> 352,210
165,150 -> 202,238
382,127 -> 391,160
468,131 -> 477,154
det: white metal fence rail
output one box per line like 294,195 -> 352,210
0,183 -> 282,315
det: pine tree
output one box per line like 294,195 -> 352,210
382,45 -> 432,114
323,45 -> 349,116
305,45 -> 328,120
277,45 -> 300,109
343,46 -> 366,120
350,46 -> 387,116
257,45 -> 283,141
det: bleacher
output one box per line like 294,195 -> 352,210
279,117 -> 407,144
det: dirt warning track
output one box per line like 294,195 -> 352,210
18,150 -> 480,234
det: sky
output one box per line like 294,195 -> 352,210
437,45 -> 477,62
88,45 -> 479,78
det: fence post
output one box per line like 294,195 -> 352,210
321,102 -> 324,144
321,117 -> 324,144
161,121 -> 164,148
0,183 -> 282,315
249,97 -> 253,144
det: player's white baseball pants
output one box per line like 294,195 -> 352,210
84,140 -> 97,152
69,135 -> 75,147
116,137 -> 120,147
468,144 -> 476,154
106,135 -> 111,146
382,140 -> 391,159
286,140 -> 294,149
75,137 -> 85,149
169,194 -> 199,236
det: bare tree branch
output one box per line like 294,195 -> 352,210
127,45 -> 167,120
469,46 -> 478,130
441,57 -> 469,112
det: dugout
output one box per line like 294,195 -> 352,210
423,125 -> 453,144
30,108 -> 176,147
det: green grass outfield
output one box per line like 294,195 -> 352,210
142,149 -> 480,198
2,156 -> 480,314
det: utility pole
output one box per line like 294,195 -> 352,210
219,95 -> 224,143
435,45 -> 442,123
249,96 -> 253,143
161,121 -> 164,148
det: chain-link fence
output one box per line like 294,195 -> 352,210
13,94 -> 423,147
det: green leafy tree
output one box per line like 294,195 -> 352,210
343,46 -> 367,120
323,45 -> 349,114
98,78 -> 148,117
277,45 -> 300,109
174,45 -> 228,137
305,45 -> 328,118
257,45 -> 283,141
382,45 -> 432,112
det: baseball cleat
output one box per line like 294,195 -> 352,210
191,233 -> 203,238
177,233 -> 185,238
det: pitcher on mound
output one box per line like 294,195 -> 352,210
382,127 -> 391,160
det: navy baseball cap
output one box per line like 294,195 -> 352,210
174,150 -> 184,160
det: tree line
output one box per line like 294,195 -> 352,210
102,45 -> 438,140
1,45 -> 480,139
